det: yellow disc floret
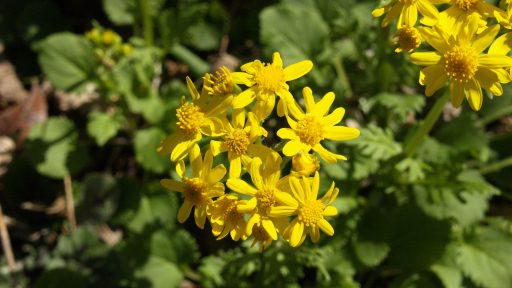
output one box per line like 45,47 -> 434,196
224,129 -> 250,156
298,200 -> 324,227
253,64 -> 285,95
395,26 -> 421,53
443,45 -> 479,83
176,99 -> 205,137
296,115 -> 324,146
256,186 -> 277,215
203,66 -> 235,97
183,178 -> 206,205
453,0 -> 479,11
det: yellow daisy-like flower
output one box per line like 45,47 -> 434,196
372,0 -> 443,27
160,146 -> 226,229
210,110 -> 269,179
157,77 -> 232,161
246,213 -> 288,251
270,172 -> 339,247
226,152 -> 289,241
277,87 -> 360,164
231,52 -> 313,119
410,21 -> 512,110
208,194 -> 247,241
495,1 -> 512,30
394,25 -> 422,53
438,0 -> 497,33
203,66 -> 237,97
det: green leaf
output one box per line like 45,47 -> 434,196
133,128 -> 169,174
86,112 -> 123,146
456,226 -> 512,288
435,113 -> 488,156
133,256 -> 183,288
260,3 -> 329,64
75,173 -> 118,224
431,264 -> 462,288
36,33 -> 96,91
414,170 -> 499,226
150,229 -> 200,265
352,124 -> 402,161
368,93 -> 425,122
388,205 -> 451,272
352,209 -> 391,267
25,117 -> 87,178
102,0 -> 136,25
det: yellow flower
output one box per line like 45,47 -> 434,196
157,77 -> 232,161
203,66 -> 237,97
372,0 -> 443,27
438,0 -> 497,33
208,194 -> 247,241
160,146 -> 226,229
394,25 -> 422,53
495,1 -> 512,30
277,87 -> 360,164
226,152 -> 289,241
410,21 -> 512,110
291,152 -> 320,177
121,43 -> 132,56
270,172 -> 339,247
210,110 -> 269,179
231,52 -> 313,119
246,213 -> 288,251
102,29 -> 120,46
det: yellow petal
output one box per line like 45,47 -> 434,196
208,164 -> 227,183
230,72 -> 253,86
210,140 -> 225,156
245,214 -> 260,236
479,55 -> 512,68
311,172 -> 320,199
277,128 -> 298,140
417,0 -> 439,23
270,206 -> 297,217
472,25 -> 500,54
324,126 -> 360,141
475,67 -> 503,96
425,73 -> 448,97
372,7 -> 386,17
189,144 -> 202,178
272,52 -> 283,68
170,140 -> 191,162
302,87 -> 315,113
323,206 -> 338,217
311,226 -> 320,243
488,32 -> 512,55
176,160 -> 186,178
253,94 -> 275,120
283,140 -> 306,156
238,198 -> 257,214
318,219 -> 334,236
401,5 -> 418,27
232,88 -> 256,109
157,133 -> 182,155
382,3 -> 402,27
160,179 -> 186,193
194,206 -> 207,229
274,191 -> 299,207
313,144 -> 347,163
262,219 -> 278,240
228,156 -> 242,179
186,76 -> 200,101
450,82 -> 464,108
284,60 -> 313,81
410,52 -> 441,66
312,92 -> 335,116
227,179 -> 257,195
418,27 -> 448,52
289,177 -> 305,201
177,202 -> 193,223
250,157 -> 264,189
290,221 -> 304,247
322,107 -> 345,126
466,78 -> 483,111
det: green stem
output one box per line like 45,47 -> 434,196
140,0 -> 153,46
479,156 -> 512,175
333,55 -> 353,98
478,105 -> 512,126
169,43 -> 210,76
403,89 -> 450,157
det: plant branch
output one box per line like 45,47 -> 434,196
0,203 -> 16,273
64,175 -> 77,232
480,156 -> 512,175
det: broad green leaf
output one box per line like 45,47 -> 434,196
103,0 -> 166,25
456,226 -> 512,288
260,3 -> 329,64
435,113 -> 488,157
134,256 -> 183,288
86,112 -> 123,146
150,229 -> 199,265
25,117 -> 87,178
35,269 -> 87,288
37,33 -> 96,91
352,209 -> 391,267
431,264 -> 462,288
134,128 -> 169,174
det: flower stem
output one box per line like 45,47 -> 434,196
64,175 -> 77,233
478,105 -> 512,127
479,156 -> 512,175
140,0 -> 153,46
404,89 -> 450,157
168,43 -> 210,77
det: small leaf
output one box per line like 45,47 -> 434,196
133,128 -> 169,174
134,256 -> 183,288
352,124 -> 402,161
36,33 -> 97,91
86,112 -> 123,146
431,264 -> 462,288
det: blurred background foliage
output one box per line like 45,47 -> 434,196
0,0 -> 512,287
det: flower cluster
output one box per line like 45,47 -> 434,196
158,52 -> 360,249
85,26 -> 132,65
373,0 -> 512,111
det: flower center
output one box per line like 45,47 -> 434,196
254,64 -> 285,95
252,224 -> 271,243
256,186 -> 277,216
224,129 -> 250,156
443,45 -> 479,82
296,115 -> 324,146
203,66 -> 234,97
176,101 -> 205,137
395,26 -> 421,52
453,0 -> 479,11
224,200 -> 243,223
298,200 -> 324,227
183,178 -> 206,205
